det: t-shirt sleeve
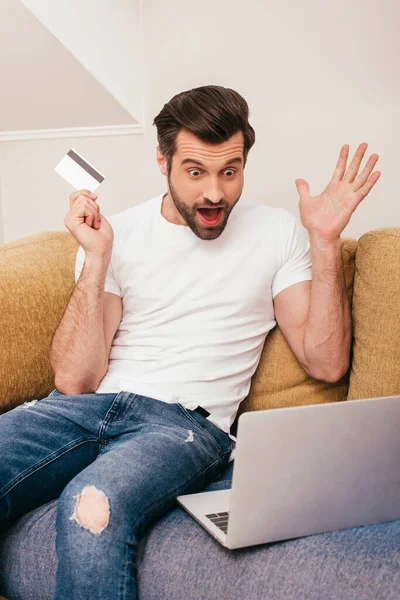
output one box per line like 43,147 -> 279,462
75,244 -> 122,297
271,209 -> 313,299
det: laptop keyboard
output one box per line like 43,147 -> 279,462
205,511 -> 229,533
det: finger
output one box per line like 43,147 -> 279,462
331,144 -> 349,181
295,179 -> 310,201
353,171 -> 381,206
353,154 -> 379,191
91,215 -> 100,229
85,206 -> 101,229
69,190 -> 98,209
343,142 -> 368,183
83,206 -> 102,229
69,197 -> 100,220
69,193 -> 98,212
92,211 -> 101,229
69,198 -> 100,224
69,189 -> 97,200
85,214 -> 95,228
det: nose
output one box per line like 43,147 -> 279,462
203,179 -> 224,205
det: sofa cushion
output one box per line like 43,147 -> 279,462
348,228 -> 400,400
238,238 -> 358,420
1,461 -> 399,600
0,232 -> 79,412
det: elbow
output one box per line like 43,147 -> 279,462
306,362 -> 350,383
54,364 -> 107,396
330,356 -> 351,382
321,369 -> 347,384
54,377 -> 99,396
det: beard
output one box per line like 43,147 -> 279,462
166,174 -> 242,241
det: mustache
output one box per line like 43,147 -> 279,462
197,205 -> 225,210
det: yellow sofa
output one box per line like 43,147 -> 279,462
0,227 -> 399,599
1,227 -> 399,414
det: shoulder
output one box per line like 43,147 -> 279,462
272,207 -> 308,240
237,198 -> 285,227
105,195 -> 157,231
103,195 -> 160,250
243,203 -> 309,258
279,208 -> 309,241
243,202 -> 298,241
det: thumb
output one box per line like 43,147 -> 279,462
295,178 -> 310,198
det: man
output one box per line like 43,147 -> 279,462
0,85 -> 380,599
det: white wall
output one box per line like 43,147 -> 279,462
0,0 -> 138,135
0,153 -> 3,240
1,0 -> 399,243
20,0 -> 144,120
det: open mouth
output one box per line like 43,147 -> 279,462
197,207 -> 224,226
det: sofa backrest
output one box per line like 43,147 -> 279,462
0,232 -> 79,411
1,230 -> 360,413
347,228 -> 400,401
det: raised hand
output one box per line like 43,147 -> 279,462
64,189 -> 114,257
295,142 -> 381,242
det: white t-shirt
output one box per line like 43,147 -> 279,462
75,191 -> 313,462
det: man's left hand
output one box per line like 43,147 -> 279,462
295,142 -> 381,242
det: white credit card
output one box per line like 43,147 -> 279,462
55,148 -> 105,192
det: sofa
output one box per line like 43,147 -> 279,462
0,226 -> 399,600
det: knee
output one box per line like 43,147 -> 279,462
69,484 -> 110,535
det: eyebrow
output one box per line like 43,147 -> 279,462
180,156 -> 243,168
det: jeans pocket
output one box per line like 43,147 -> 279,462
49,388 -> 62,397
176,404 -> 229,457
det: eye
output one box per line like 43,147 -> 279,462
187,168 -> 236,177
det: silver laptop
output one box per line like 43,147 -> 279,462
176,395 -> 400,550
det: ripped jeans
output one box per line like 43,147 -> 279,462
0,389 -> 232,599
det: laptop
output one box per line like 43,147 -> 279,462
176,395 -> 400,550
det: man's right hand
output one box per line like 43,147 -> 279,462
64,189 -> 114,257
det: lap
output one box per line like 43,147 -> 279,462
1,390 -> 231,531
58,413 -> 229,537
0,390 -> 113,522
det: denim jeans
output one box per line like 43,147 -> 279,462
0,388 -> 232,599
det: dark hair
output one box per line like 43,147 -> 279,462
152,85 -> 256,174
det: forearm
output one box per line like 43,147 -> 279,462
303,234 -> 352,382
50,253 -> 110,394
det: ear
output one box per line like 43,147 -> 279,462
156,146 -> 168,176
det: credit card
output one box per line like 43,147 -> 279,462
55,148 -> 105,192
